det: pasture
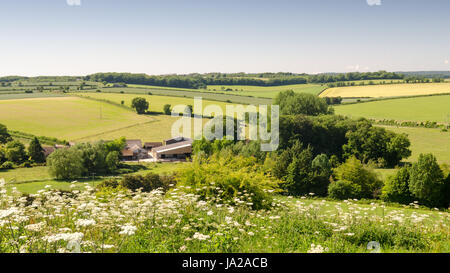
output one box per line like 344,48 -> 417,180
205,83 -> 326,98
378,126 -> 450,164
0,97 -> 152,141
1,162 -> 183,194
334,94 -> 450,123
321,82 -> 450,98
0,95 -> 243,143
84,87 -> 272,105
76,92 -> 241,115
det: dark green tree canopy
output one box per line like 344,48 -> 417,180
274,90 -> 332,116
0,124 -> 12,144
131,97 -> 149,114
28,137 -> 46,163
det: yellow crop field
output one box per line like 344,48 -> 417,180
320,83 -> 450,98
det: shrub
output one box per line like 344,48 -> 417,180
176,154 -> 279,210
1,161 -> 14,170
97,178 -> 120,189
409,154 -> 446,207
381,167 -> 414,204
331,157 -> 383,199
163,104 -> 172,115
20,161 -> 32,168
120,173 -> 175,193
328,180 -> 355,200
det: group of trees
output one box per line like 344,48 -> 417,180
274,90 -> 333,116
47,138 -> 125,179
382,154 -> 449,207
278,115 -> 411,168
0,124 -> 46,169
85,71 -> 405,89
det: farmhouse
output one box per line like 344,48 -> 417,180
42,143 -> 72,158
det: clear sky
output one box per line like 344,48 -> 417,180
1,0 -> 449,76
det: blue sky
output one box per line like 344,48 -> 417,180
1,0 -> 449,76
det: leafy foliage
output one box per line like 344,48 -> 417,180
274,90 -> 332,116
176,154 -> 279,210
28,137 -> 46,163
131,97 -> 149,114
329,157 -> 383,200
409,154 -> 447,207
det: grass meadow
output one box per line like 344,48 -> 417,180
321,82 -> 450,98
0,96 -> 223,142
88,87 -> 272,105
1,180 -> 448,253
377,126 -> 450,164
76,92 -> 241,115
334,94 -> 450,123
0,97 -> 152,141
205,84 -> 326,98
1,162 -> 183,194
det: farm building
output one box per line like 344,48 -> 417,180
42,143 -> 72,158
143,142 -> 163,151
151,138 -> 193,160
121,139 -> 148,161
164,136 -> 191,146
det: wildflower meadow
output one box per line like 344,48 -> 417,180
0,179 -> 448,253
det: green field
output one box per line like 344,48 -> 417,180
205,83 -> 326,98
76,92 -> 241,115
0,96 -> 154,141
321,82 -> 450,98
334,94 -> 450,123
0,92 -> 66,100
378,126 -> 450,164
0,95 -> 248,143
83,87 -> 272,105
1,162 -> 183,194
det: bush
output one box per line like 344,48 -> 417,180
163,104 -> 172,115
330,157 -> 383,199
120,173 -> 175,193
177,154 -> 279,210
328,180 -> 355,200
1,161 -> 14,170
20,161 -> 32,168
381,167 -> 414,204
97,178 -> 120,189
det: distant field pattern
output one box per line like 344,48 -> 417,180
321,83 -> 450,98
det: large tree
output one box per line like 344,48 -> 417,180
0,123 -> 11,144
131,97 -> 149,114
47,148 -> 85,180
274,90 -> 332,116
28,137 -> 46,163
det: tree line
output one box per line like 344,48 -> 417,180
85,71 -> 405,89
